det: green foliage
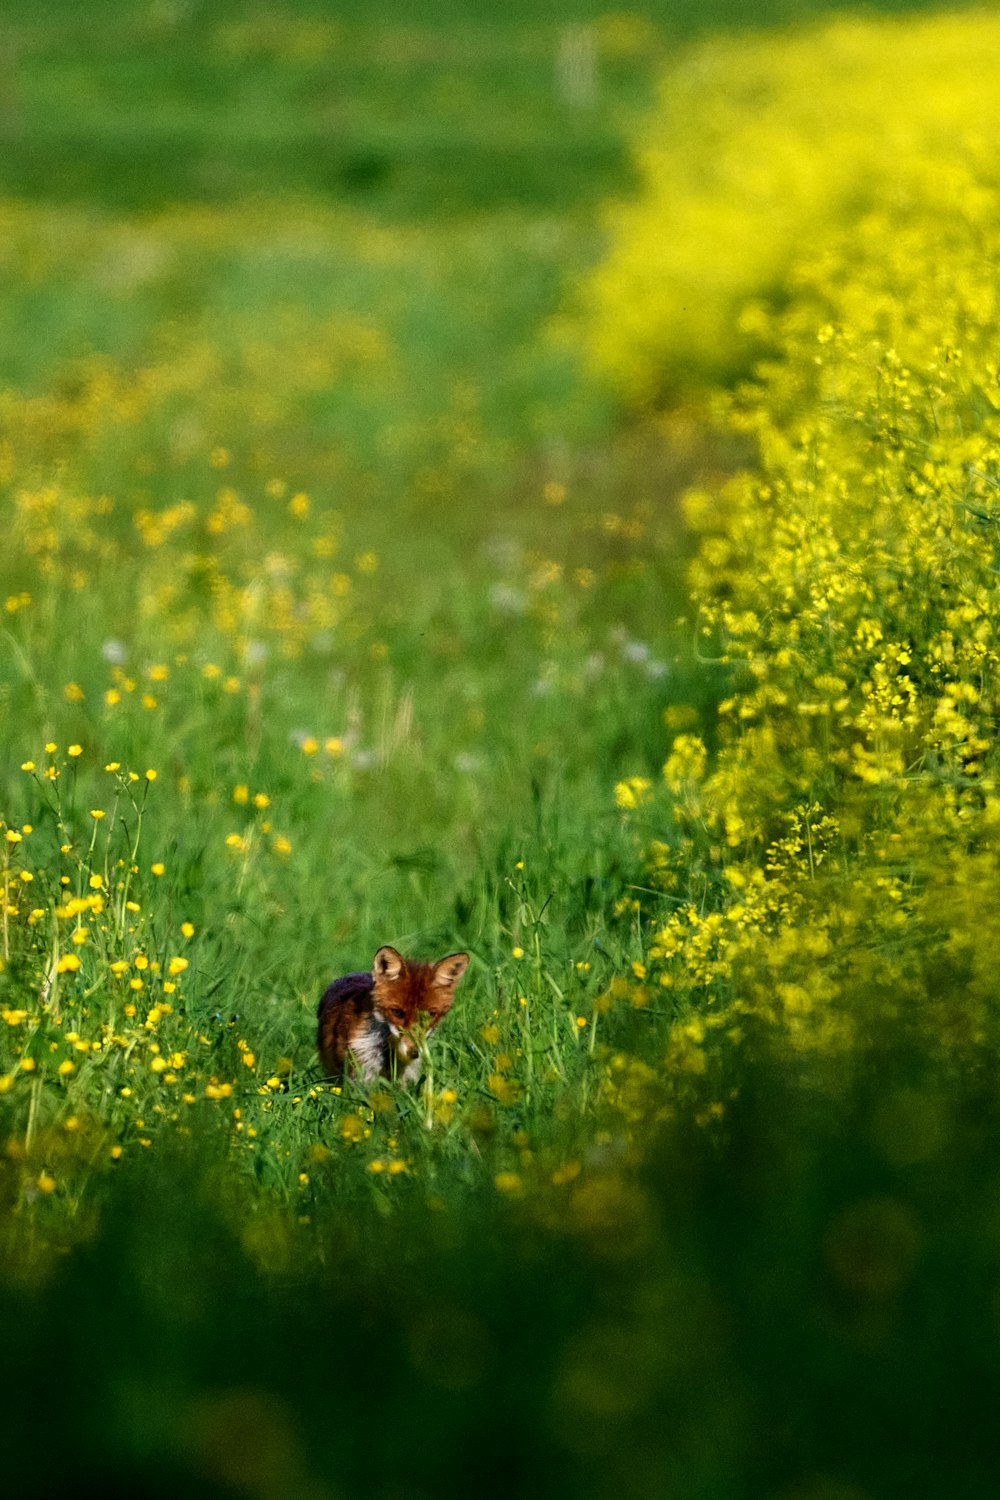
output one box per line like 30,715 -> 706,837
0,0 -> 953,215
7,1030 -> 1000,1500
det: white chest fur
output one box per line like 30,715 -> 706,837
348,1021 -> 389,1081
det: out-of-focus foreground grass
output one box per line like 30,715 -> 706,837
3,2 -> 998,1498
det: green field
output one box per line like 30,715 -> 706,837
2,2 -> 996,1497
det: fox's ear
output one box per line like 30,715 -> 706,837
373,946 -> 404,981
433,952 -> 469,989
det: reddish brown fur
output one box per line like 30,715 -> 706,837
317,946 -> 468,1082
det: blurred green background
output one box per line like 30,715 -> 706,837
0,0 -> 949,216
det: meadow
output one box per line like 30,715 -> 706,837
3,2 -> 1000,1497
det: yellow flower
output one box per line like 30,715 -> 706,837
488,1075 -> 522,1105
57,1060 -> 75,1076
144,768 -> 157,781
68,744 -> 83,757
167,956 -> 188,977
181,921 -> 195,938
56,953 -> 81,973
37,1172 -> 56,1194
151,862 -> 165,876
614,776 -> 652,810
494,1171 -> 522,1194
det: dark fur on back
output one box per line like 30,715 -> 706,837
316,972 -> 378,1078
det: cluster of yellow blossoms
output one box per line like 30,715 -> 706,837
607,7 -> 1000,1073
582,10 -> 1000,401
0,755 -> 235,1198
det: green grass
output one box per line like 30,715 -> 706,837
0,1 -> 993,1496
1,0 -> 954,217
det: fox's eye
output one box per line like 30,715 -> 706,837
390,1009 -> 406,1025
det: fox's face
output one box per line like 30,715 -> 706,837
371,946 -> 469,1064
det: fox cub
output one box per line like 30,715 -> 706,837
317,945 -> 469,1083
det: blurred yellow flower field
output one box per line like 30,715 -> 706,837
580,9 -> 1000,399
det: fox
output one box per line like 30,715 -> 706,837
317,945 -> 469,1084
